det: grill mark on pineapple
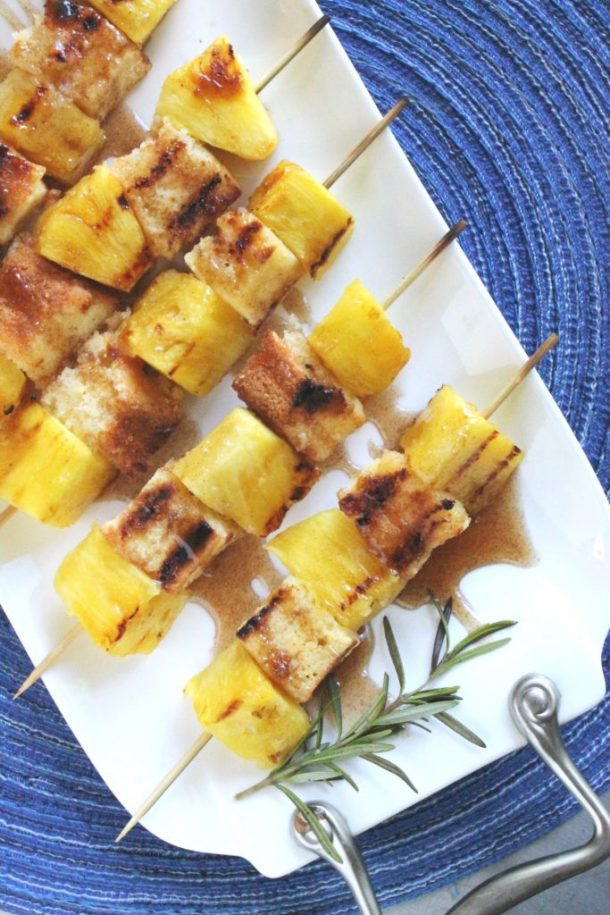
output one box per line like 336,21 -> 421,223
158,520 -> 214,588
216,699 -> 242,722
11,85 -> 47,125
471,445 -> 522,505
448,431 -> 498,485
310,219 -> 353,277
113,605 -> 140,643
196,43 -> 242,98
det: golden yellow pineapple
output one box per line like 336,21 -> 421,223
268,509 -> 403,631
0,143 -> 46,245
184,640 -> 310,767
0,351 -> 26,418
309,280 -> 411,397
173,407 -> 318,536
249,161 -> 354,278
122,270 -> 254,396
55,525 -> 187,656
0,402 -> 114,527
36,164 -> 153,291
0,69 -> 104,184
399,385 -> 524,515
155,36 -> 278,160
86,0 -> 177,46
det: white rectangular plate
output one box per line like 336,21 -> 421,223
1,0 -> 609,879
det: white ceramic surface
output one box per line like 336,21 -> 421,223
1,0 -> 609,879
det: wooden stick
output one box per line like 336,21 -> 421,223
382,219 -> 468,311
324,97 -> 408,190
13,623 -> 81,699
115,732 -> 212,843
483,333 -> 559,419
255,15 -> 330,94
0,505 -> 17,527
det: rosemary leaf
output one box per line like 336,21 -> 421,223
345,674 -> 390,739
431,637 -> 513,680
277,785 -> 342,864
327,676 -> 343,738
362,753 -> 417,792
383,616 -> 405,692
435,711 -> 486,747
447,621 -> 517,660
431,596 -> 453,672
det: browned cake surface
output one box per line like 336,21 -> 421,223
0,233 -> 117,383
10,0 -> 150,120
0,144 -> 46,246
42,327 -> 184,474
233,329 -> 365,462
339,451 -> 470,575
113,120 -> 241,259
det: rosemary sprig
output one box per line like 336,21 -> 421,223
235,599 -> 516,863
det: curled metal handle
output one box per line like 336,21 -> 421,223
291,801 -> 382,915
447,674 -> 610,914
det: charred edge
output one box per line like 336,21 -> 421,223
117,194 -> 130,210
197,45 -> 242,97
237,591 -> 284,639
11,88 -> 45,126
310,220 -> 353,277
449,431 -> 498,484
292,377 -> 343,414
216,699 -> 242,722
51,0 -> 79,22
390,503 -> 453,569
133,142 -> 184,189
119,484 -> 174,537
82,13 -> 100,32
0,144 -> 8,161
230,219 -> 262,257
158,521 -> 214,587
172,175 -> 224,229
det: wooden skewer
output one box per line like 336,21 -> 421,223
0,505 -> 18,526
382,219 -> 468,310
115,333 -> 559,840
255,15 -> 330,94
323,97 -> 409,190
13,623 -> 80,699
115,731 -> 212,843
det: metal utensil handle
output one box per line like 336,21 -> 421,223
292,802 -> 382,915
446,674 -> 610,914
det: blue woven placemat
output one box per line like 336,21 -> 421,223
1,1 -> 608,912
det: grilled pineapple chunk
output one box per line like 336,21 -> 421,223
103,467 -> 240,592
86,0 -> 177,45
233,329 -> 365,462
268,509 -> 403,631
185,208 -> 302,327
122,270 -> 253,396
0,144 -> 46,245
113,120 -> 240,259
249,161 -> 354,278
0,351 -> 26,418
0,234 -> 117,385
185,640 -> 310,767
155,36 -> 277,160
36,164 -> 153,290
399,386 -> 524,515
10,0 -> 150,120
173,407 -> 318,536
55,525 -> 187,655
0,402 -> 114,526
309,280 -> 411,398
339,451 -> 470,575
42,327 -> 183,476
0,69 -> 104,184
237,578 -> 358,703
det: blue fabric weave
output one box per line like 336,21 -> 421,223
0,1 -> 608,912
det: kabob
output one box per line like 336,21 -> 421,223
115,333 -> 558,841
14,218 -> 466,694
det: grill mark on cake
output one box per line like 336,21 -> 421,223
11,86 -> 47,125
232,218 -> 263,258
158,520 -> 215,587
133,141 -> 184,189
117,484 -> 174,537
340,470 -> 406,526
310,219 -> 353,276
292,377 -> 345,414
52,0 -> 79,21
236,591 -> 284,639
172,174 -> 225,229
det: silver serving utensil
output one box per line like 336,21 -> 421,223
291,674 -> 610,914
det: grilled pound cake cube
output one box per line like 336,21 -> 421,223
185,208 -> 302,327
173,407 -> 318,536
0,402 -> 114,526
0,352 -> 26,418
185,640 -> 310,767
10,0 -> 151,121
0,69 -> 104,184
55,525 -> 187,655
36,164 -> 153,290
268,510 -> 403,631
42,328 -> 183,476
0,144 -> 46,245
399,385 -> 524,515
237,578 -> 358,703
309,280 -> 411,398
155,36 -> 277,160
86,0 -> 177,45
103,467 -> 240,592
249,161 -> 354,279
233,329 -> 365,462
122,270 -> 253,396
112,120 -> 241,259
339,451 -> 470,576
0,234 -> 117,385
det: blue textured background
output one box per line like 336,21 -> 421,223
1,0 -> 609,911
